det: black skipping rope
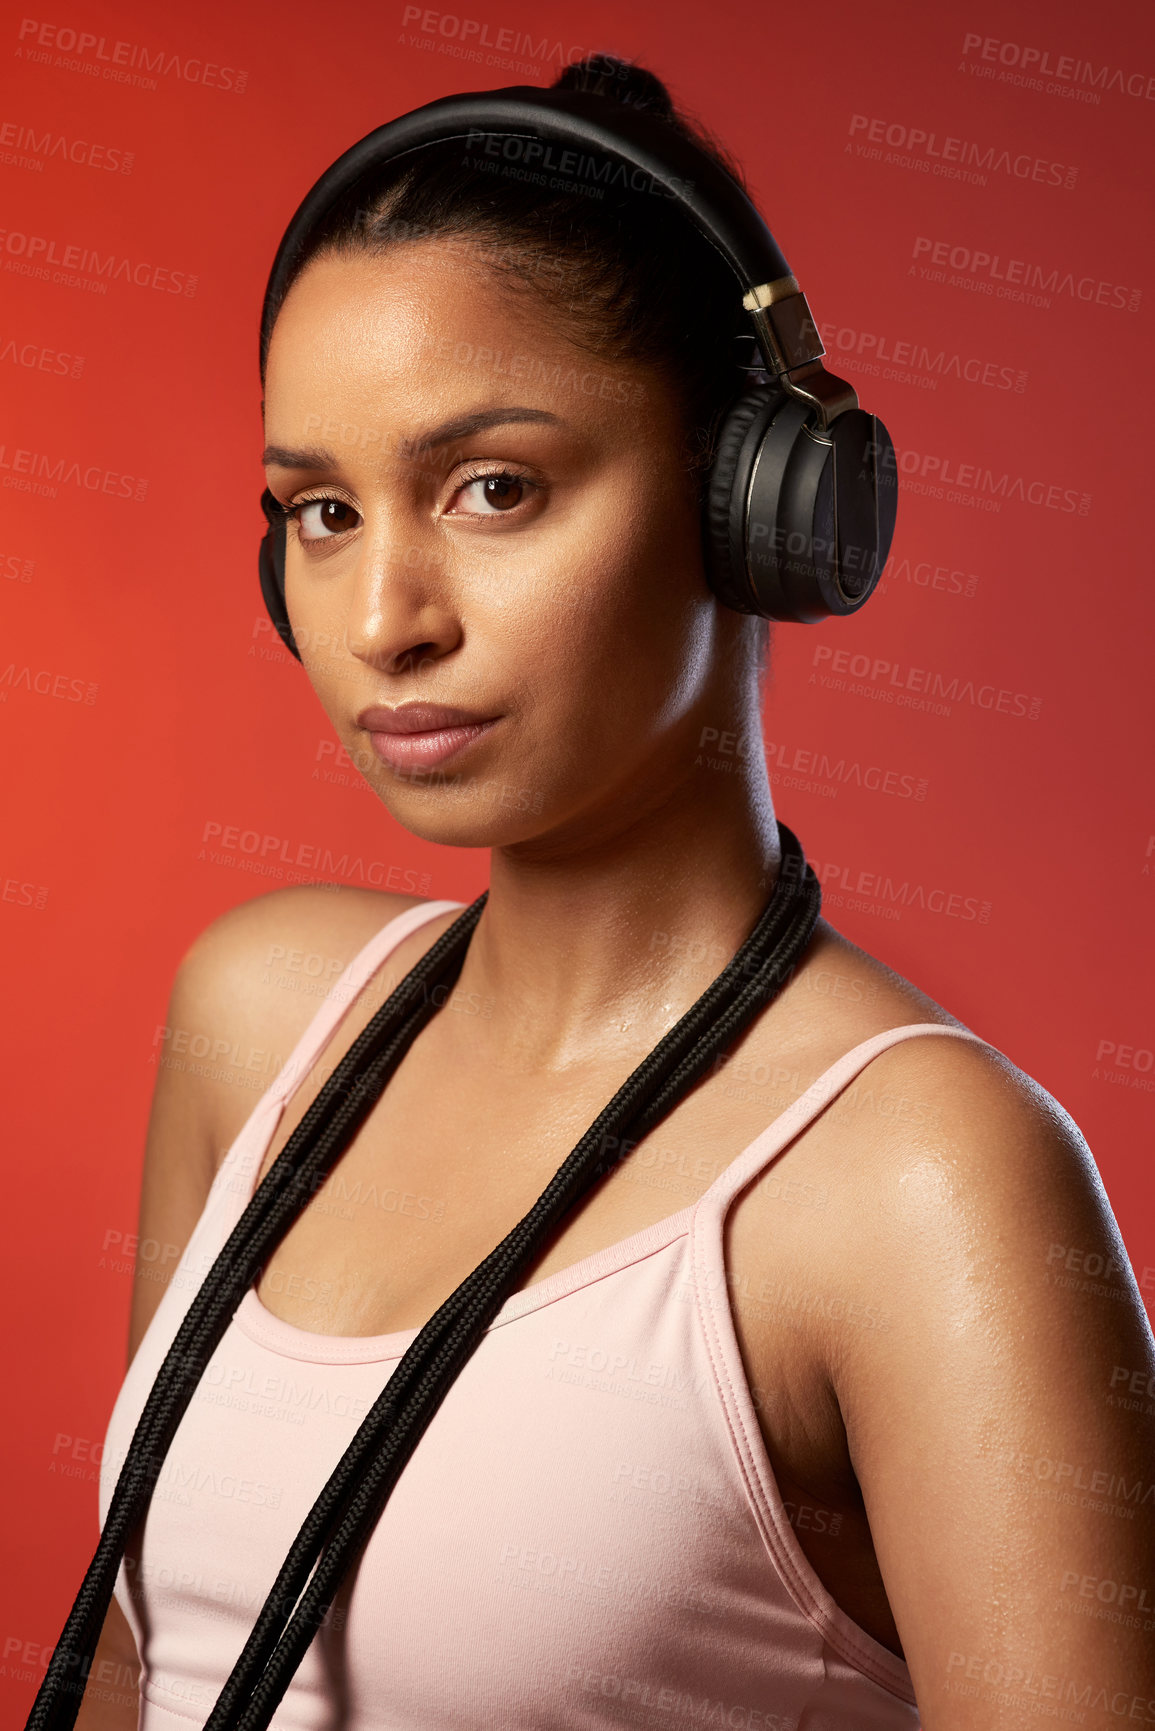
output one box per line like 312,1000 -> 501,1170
29,823 -> 821,1731
27,895 -> 488,1731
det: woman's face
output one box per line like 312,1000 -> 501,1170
262,239 -> 753,852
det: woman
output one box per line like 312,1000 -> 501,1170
75,54 -> 1154,1731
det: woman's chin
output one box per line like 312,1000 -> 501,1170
374,791 -> 552,852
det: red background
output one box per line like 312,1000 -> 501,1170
2,0 -> 1152,1707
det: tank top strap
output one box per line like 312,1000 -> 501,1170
265,897 -> 466,1111
697,1022 -> 990,1213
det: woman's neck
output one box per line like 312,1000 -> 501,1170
455,737 -> 781,1071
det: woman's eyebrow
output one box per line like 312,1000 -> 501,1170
262,406 -> 564,471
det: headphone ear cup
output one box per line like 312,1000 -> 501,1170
703,388 -> 786,614
744,405 -> 895,621
705,387 -> 897,623
258,490 -> 301,661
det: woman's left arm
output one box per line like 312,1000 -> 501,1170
832,1037 -> 1155,1731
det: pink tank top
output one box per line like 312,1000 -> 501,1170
100,899 -> 986,1730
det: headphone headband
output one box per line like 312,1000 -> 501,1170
256,78 -> 896,646
259,85 -> 847,420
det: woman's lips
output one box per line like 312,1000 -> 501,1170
356,704 -> 501,772
368,722 -> 498,771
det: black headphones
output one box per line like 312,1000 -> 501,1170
257,84 -> 897,660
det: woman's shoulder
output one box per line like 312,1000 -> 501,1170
733,923 -> 1138,1469
169,884 -> 439,1150
129,886 -> 444,1355
754,921 -> 1098,1244
766,923 -> 1109,1306
736,959 -> 1155,1704
780,920 -> 1040,1089
180,881 -> 430,978
176,882 -> 431,1026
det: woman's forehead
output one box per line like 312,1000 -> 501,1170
263,242 -> 665,442
270,243 -> 572,361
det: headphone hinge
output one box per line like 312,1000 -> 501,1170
778,362 -> 860,431
742,282 -> 858,429
743,278 -> 822,373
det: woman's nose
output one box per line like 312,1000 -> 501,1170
344,512 -> 462,677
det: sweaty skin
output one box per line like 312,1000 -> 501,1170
79,242 -> 1155,1730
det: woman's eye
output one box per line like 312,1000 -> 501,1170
294,498 -> 361,541
453,473 -> 530,515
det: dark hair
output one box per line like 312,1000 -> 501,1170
266,55 -> 761,488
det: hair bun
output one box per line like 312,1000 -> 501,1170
552,54 -> 676,120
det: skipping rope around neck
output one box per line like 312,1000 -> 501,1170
28,821 -> 821,1731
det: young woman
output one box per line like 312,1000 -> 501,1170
75,54 -> 1154,1731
